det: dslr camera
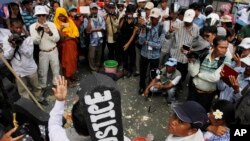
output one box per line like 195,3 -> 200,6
8,33 -> 26,47
12,123 -> 29,138
36,26 -> 44,33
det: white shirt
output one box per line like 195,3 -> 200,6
30,21 -> 60,50
165,129 -> 204,141
1,28 -> 37,77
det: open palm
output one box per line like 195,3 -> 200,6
52,75 -> 68,101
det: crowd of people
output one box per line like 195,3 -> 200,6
1,0 -> 250,140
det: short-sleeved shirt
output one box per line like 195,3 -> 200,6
238,25 -> 250,39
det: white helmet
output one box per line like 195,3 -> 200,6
206,13 -> 220,26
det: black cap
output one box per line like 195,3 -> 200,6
172,101 -> 209,128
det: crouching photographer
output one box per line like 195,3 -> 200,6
4,19 -> 48,105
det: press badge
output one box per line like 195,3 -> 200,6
148,46 -> 153,50
97,32 -> 103,38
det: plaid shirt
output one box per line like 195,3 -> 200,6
83,15 -> 106,47
138,23 -> 165,59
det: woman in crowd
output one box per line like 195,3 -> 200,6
54,7 -> 79,87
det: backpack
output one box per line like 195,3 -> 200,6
199,49 -> 226,68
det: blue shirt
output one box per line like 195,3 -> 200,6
218,67 -> 250,102
83,15 -> 106,47
193,13 -> 206,29
21,10 -> 37,31
139,23 -> 165,59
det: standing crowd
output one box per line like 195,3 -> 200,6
1,0 -> 250,141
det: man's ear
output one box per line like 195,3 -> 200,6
188,126 -> 198,136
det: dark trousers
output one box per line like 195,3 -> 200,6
188,81 -> 216,112
123,45 -> 135,73
107,42 -> 123,65
234,23 -> 243,35
176,62 -> 188,82
139,56 -> 159,89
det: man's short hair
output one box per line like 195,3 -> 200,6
9,18 -> 23,26
72,99 -> 89,136
203,26 -> 217,34
213,36 -> 227,47
189,2 -> 201,12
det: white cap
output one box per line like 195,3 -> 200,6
183,9 -> 195,23
90,3 -> 98,9
239,38 -> 250,49
137,0 -> 147,3
165,58 -> 177,66
217,27 -> 227,37
241,57 -> 250,66
145,2 -> 154,10
149,8 -> 161,18
34,5 -> 48,16
206,13 -> 220,26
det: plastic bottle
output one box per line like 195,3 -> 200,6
147,132 -> 154,141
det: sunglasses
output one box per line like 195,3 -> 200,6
37,14 -> 46,17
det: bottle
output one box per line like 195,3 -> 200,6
147,132 -> 154,141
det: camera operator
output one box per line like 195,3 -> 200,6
2,19 -> 48,105
137,8 -> 165,94
84,3 -> 106,71
30,5 -> 60,91
105,2 -> 119,61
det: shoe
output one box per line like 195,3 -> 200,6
126,72 -> 132,78
133,72 -> 140,77
39,99 -> 49,106
138,88 -> 144,95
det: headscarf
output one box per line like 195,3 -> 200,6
54,7 -> 79,38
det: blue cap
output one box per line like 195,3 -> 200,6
165,58 -> 177,66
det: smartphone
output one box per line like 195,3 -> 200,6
141,11 -> 146,19
182,45 -> 190,51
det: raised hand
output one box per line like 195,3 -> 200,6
52,75 -> 68,101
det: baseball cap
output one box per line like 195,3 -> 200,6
206,13 -> 220,26
149,8 -> 161,18
137,0 -> 147,3
217,27 -> 227,37
90,3 -> 98,9
108,2 -> 115,8
68,5 -> 77,12
34,5 -> 48,16
165,58 -> 177,67
172,101 -> 209,128
183,9 -> 195,23
220,15 -> 232,23
145,2 -> 154,10
241,57 -> 250,66
238,38 -> 250,49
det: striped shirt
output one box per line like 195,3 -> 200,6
170,22 -> 199,63
21,11 -> 37,31
191,53 -> 231,92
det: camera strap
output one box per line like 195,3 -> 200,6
110,16 -> 115,35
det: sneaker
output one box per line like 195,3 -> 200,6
133,72 -> 140,77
